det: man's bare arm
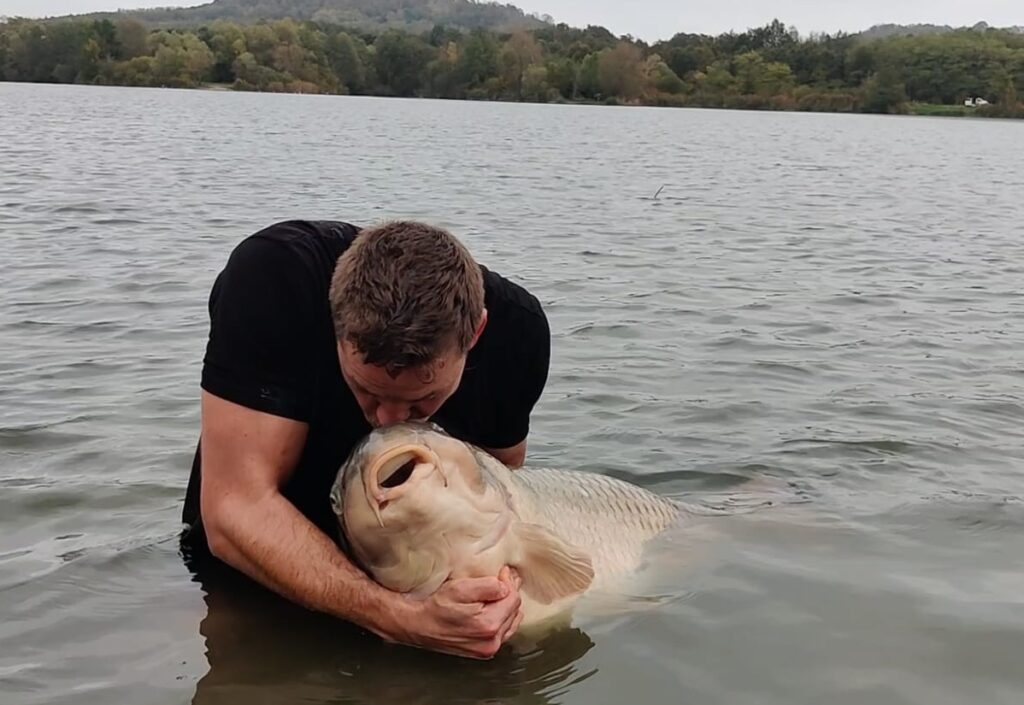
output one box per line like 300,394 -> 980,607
198,391 -> 523,658
198,391 -> 399,626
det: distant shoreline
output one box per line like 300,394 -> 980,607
5,80 -> 1018,121
3,15 -> 1022,122
149,81 -> 1024,119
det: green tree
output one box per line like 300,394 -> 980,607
233,50 -> 283,90
202,21 -> 246,83
373,30 -> 432,96
698,59 -> 737,99
990,68 -> 1022,116
862,63 -> 907,113
113,55 -> 156,86
645,54 -> 686,94
845,43 -> 876,87
456,28 -> 499,90
576,51 -> 601,98
545,56 -> 579,99
424,40 -> 461,98
0,29 -> 8,78
242,24 -> 278,67
734,51 -> 794,95
521,64 -> 550,102
661,43 -> 715,80
326,31 -> 366,93
115,19 -> 149,60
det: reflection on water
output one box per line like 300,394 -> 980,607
188,553 -> 598,705
184,482 -> 785,705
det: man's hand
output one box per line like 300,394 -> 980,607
378,567 -> 524,660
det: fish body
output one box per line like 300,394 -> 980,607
504,464 -> 682,588
329,421 -> 689,630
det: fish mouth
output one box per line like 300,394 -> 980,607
365,443 -> 445,527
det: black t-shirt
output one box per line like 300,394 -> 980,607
180,220 -> 550,552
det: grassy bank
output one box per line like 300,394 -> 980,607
907,102 -> 974,117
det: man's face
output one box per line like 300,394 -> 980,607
337,340 -> 467,428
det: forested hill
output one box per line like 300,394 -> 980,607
858,21 -> 1024,41
47,0 -> 551,34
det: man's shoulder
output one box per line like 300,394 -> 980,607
443,266 -> 550,451
247,219 -> 361,252
476,266 -> 549,361
219,219 -> 361,283
480,265 -> 546,321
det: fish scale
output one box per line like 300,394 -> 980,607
503,467 -> 683,589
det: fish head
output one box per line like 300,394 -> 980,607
329,421 -> 512,596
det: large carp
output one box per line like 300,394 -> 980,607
329,421 -> 741,632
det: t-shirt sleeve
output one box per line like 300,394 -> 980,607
485,307 -> 551,449
200,235 -> 319,422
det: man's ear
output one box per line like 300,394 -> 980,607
337,338 -> 358,372
469,308 -> 488,349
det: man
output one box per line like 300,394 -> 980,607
179,219 -> 551,660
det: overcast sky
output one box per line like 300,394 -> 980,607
2,0 -> 1020,42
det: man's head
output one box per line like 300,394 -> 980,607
329,221 -> 487,427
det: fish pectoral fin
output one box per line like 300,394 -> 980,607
512,523 -> 595,605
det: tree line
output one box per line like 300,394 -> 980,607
60,0 -> 551,35
1,16 -> 1022,117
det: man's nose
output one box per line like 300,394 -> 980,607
375,402 -> 411,426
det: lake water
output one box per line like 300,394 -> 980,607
2,81 -> 1023,705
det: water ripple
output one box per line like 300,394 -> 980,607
1,83 -> 1023,705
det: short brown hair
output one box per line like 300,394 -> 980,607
329,221 -> 485,373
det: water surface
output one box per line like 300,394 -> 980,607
2,82 -> 1023,705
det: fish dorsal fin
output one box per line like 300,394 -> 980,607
512,523 -> 595,604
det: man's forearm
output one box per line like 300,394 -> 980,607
205,490 -> 403,638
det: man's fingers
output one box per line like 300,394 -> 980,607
412,568 -> 525,660
508,567 -> 522,590
445,566 -> 522,605
456,582 -> 520,639
497,597 -> 523,643
487,581 -> 522,636
448,576 -> 509,604
498,565 -> 522,588
502,605 -> 524,644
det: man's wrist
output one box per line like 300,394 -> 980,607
330,571 -> 410,642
